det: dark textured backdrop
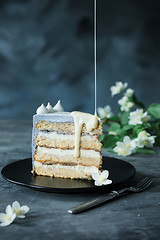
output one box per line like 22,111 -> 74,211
0,0 -> 160,119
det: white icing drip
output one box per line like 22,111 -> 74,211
71,111 -> 98,157
36,104 -> 49,115
46,102 -> 54,113
53,100 -> 64,112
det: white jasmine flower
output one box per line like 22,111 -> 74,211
136,131 -> 156,148
12,201 -> 29,218
0,205 -> 16,227
129,109 -> 151,125
97,105 -> 113,119
113,136 -> 136,156
92,170 -> 112,186
142,112 -> 151,122
110,81 -> 128,96
118,96 -> 134,112
125,88 -> 134,97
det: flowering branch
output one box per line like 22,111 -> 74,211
98,81 -> 160,156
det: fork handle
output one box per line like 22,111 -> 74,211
68,190 -> 124,214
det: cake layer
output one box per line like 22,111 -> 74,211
32,111 -> 103,180
34,161 -> 100,179
36,121 -> 102,136
34,146 -> 102,167
35,131 -> 102,151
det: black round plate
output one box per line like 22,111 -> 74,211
1,157 -> 135,193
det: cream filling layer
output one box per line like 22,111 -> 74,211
34,161 -> 99,174
36,131 -> 98,142
36,146 -> 101,159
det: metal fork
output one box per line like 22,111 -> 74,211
68,176 -> 154,214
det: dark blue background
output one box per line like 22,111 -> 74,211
0,0 -> 160,119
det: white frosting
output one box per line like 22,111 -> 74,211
36,104 -> 49,115
36,100 -> 64,114
53,100 -> 64,112
46,102 -> 54,113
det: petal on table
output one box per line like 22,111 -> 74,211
0,213 -> 6,222
6,205 -> 13,217
20,206 -> 29,214
12,201 -> 20,210
17,214 -> 25,219
103,179 -> 112,185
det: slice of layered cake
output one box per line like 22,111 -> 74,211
32,101 -> 102,180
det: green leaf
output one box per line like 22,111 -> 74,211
114,129 -> 127,137
150,120 -> 160,135
155,120 -> 160,131
143,123 -> 151,129
122,124 -> 134,131
132,94 -> 145,109
102,120 -> 110,126
154,135 -> 160,146
132,123 -> 151,137
147,103 -> 160,119
102,135 -> 119,148
118,111 -> 130,125
106,150 -> 115,154
107,116 -> 120,122
136,148 -> 156,155
107,123 -> 121,132
132,125 -> 145,137
99,133 -> 105,142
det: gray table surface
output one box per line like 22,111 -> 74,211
0,120 -> 159,240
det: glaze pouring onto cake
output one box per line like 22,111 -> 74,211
71,111 -> 98,157
71,1 -> 98,158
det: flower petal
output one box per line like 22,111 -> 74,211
0,213 -> 16,227
103,179 -> 112,185
0,221 -> 12,227
16,214 -> 25,219
5,205 -> 13,217
10,213 -> 16,222
94,180 -> 103,186
12,201 -> 20,210
101,170 -> 109,179
92,172 -> 100,180
20,206 -> 29,214
124,136 -> 130,144
0,213 -> 6,222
